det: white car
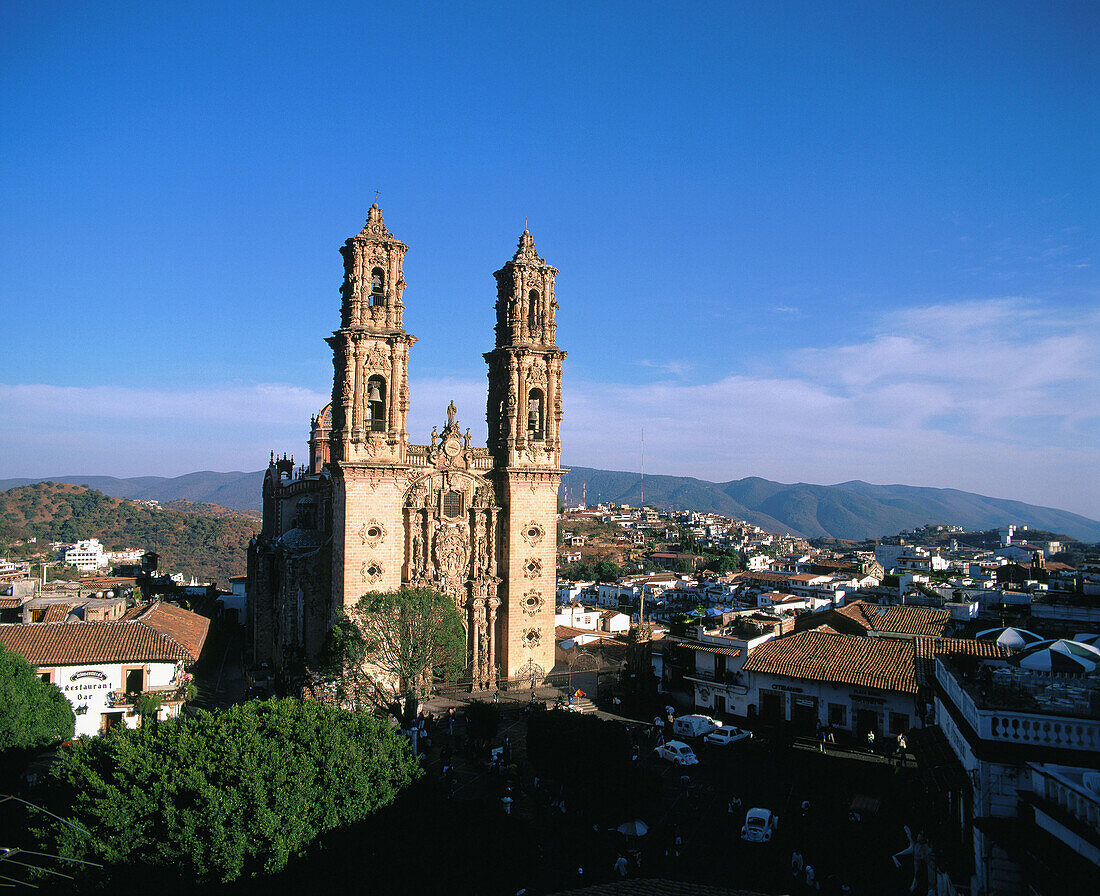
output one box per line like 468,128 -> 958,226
672,714 -> 722,738
741,807 -> 778,843
653,740 -> 699,766
703,726 -> 752,746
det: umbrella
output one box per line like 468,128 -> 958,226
975,626 -> 1043,649
616,820 -> 649,837
1073,633 -> 1100,647
1014,639 -> 1100,673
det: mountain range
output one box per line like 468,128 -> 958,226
2,468 -> 1098,543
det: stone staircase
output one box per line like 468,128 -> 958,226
564,695 -> 597,714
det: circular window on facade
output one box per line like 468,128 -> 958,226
522,521 -> 545,546
359,519 -> 386,547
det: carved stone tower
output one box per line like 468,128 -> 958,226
327,204 -> 417,608
485,230 -> 565,683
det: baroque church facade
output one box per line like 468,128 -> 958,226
247,205 -> 564,691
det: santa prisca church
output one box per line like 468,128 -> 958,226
247,205 -> 564,692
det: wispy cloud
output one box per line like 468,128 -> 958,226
3,298 -> 1098,517
635,359 -> 692,377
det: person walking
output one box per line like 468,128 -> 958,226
865,728 -> 875,752
614,854 -> 628,878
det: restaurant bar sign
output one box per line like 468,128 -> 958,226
63,669 -> 110,693
71,670 -> 108,682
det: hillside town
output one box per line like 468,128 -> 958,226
3,494 -> 1098,894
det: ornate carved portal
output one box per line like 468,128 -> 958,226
403,461 -> 500,690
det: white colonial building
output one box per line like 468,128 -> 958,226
0,602 -> 209,737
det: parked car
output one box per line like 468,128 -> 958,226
703,726 -> 752,746
653,740 -> 699,766
740,807 -> 778,843
672,714 -> 722,738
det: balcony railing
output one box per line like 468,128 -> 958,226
1029,764 -> 1100,833
107,684 -> 189,708
936,660 -> 1100,752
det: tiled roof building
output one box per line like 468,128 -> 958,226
913,636 -> 1014,686
741,630 -> 920,694
827,600 -> 951,638
0,601 -> 209,666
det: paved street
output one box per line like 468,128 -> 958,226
412,701 -> 927,895
190,623 -> 247,711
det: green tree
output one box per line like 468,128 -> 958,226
36,698 -> 420,884
592,559 -> 621,582
0,643 -> 75,751
322,586 -> 466,721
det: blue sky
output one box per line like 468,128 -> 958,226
2,2 -> 1098,519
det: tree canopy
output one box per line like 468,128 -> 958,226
35,698 -> 420,885
322,586 -> 466,719
0,642 -> 75,752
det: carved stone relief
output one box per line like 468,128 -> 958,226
521,521 -> 545,547
522,628 -> 541,649
433,522 -> 470,597
523,557 -> 543,579
358,519 -> 386,547
521,589 -> 544,616
360,560 -> 384,584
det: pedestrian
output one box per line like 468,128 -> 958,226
817,720 -> 827,752
805,864 -> 819,890
866,728 -> 875,751
503,736 -> 513,764
790,850 -> 804,878
493,689 -> 500,704
728,795 -> 742,814
614,854 -> 628,878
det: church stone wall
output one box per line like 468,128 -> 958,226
337,466 -> 407,609
498,473 -> 559,680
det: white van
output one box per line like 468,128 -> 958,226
672,714 -> 721,738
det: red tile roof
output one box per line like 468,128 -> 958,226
833,600 -> 950,637
41,603 -> 73,623
913,637 -> 1015,686
0,601 -> 209,666
741,631 -> 919,694
686,643 -> 742,659
555,625 -> 622,643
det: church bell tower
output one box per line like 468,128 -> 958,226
486,230 -> 565,681
328,204 -> 416,609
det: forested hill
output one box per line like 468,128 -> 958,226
3,467 -> 1099,543
0,483 -> 259,585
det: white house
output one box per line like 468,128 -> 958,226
59,539 -> 109,571
0,602 -> 209,737
554,604 -> 601,630
599,609 -> 631,634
